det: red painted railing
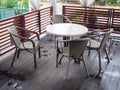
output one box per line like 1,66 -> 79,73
40,7 -> 53,34
63,5 -> 110,30
1,5 -> 120,56
63,5 -> 120,33
0,6 -> 52,56
0,15 -> 22,55
112,9 -> 120,33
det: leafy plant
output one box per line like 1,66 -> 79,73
0,0 -> 2,6
19,0 -> 28,8
3,0 -> 17,8
107,0 -> 117,4
22,0 -> 28,6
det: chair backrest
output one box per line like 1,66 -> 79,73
69,38 -> 89,58
51,14 -> 71,24
100,29 -> 113,49
8,26 -> 21,47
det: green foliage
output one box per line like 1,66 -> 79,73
3,0 -> 17,8
0,0 -> 2,6
107,0 -> 117,4
96,0 -> 118,4
22,0 -> 28,7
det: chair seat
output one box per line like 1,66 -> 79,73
19,40 -> 40,50
87,39 -> 101,49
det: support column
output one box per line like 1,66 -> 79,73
50,0 -> 57,15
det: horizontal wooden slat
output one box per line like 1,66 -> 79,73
0,6 -> 52,56
63,5 -> 110,29
111,9 -> 120,32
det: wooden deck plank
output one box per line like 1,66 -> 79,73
0,35 -> 120,90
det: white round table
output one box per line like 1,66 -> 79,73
46,23 -> 88,37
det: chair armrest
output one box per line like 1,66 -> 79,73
63,15 -> 72,23
11,32 -> 36,50
90,28 -> 113,35
15,26 -> 40,41
88,28 -> 113,38
87,33 -> 104,38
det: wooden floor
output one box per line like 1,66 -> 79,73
0,35 -> 120,90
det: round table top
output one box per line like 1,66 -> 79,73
46,23 -> 88,36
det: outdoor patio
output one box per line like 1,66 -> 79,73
0,1 -> 120,90
0,35 -> 120,90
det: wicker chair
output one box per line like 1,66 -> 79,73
56,38 -> 89,80
50,14 -> 71,48
8,26 -> 40,69
87,29 -> 113,73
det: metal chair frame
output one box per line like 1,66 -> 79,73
56,38 -> 89,80
8,26 -> 41,69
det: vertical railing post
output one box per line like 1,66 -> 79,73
108,8 -> 113,29
38,10 -> 41,35
21,14 -> 25,28
20,14 -> 25,37
62,6 -> 65,22
50,6 -> 53,25
109,9 -> 114,28
50,6 -> 53,16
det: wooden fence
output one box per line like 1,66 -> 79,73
63,5 -> 120,33
1,5 -> 120,56
0,6 -> 52,56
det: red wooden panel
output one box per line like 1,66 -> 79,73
63,5 -> 110,30
24,10 -> 40,34
0,16 -> 22,55
0,6 -> 53,56
112,9 -> 120,32
40,6 -> 52,33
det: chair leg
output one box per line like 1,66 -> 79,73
88,48 -> 91,56
33,51 -> 37,69
54,36 -> 57,48
38,47 -> 41,58
104,48 -> 110,63
17,49 -> 20,58
81,56 -> 89,78
56,52 -> 59,67
97,50 -> 102,73
65,58 -> 70,80
59,55 -> 64,65
11,49 -> 18,67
